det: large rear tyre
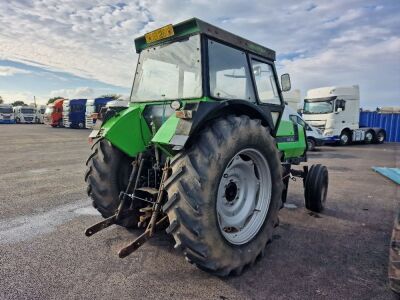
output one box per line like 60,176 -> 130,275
85,139 -> 140,228
304,164 -> 328,213
163,115 -> 282,276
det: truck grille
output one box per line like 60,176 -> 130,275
85,117 -> 94,129
25,117 -> 33,121
63,115 -> 70,127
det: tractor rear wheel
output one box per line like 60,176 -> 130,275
85,138 -> 141,228
163,115 -> 282,276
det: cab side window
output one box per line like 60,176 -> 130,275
251,60 -> 281,105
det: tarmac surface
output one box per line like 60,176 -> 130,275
0,124 -> 398,300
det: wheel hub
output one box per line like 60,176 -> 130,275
217,148 -> 272,245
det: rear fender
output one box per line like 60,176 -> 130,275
152,100 -> 275,152
100,106 -> 152,157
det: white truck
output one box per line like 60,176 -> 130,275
0,104 -> 15,124
302,85 -> 386,145
13,106 -> 36,124
35,105 -> 46,124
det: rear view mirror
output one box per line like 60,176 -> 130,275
281,73 -> 291,92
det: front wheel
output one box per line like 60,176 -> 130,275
339,131 -> 351,146
307,138 -> 316,151
163,115 -> 282,276
304,164 -> 328,212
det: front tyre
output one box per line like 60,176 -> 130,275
339,131 -> 351,146
163,115 -> 282,276
85,138 -> 140,228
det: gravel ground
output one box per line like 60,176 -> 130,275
0,124 -> 398,300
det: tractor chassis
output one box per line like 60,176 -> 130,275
84,153 -> 171,258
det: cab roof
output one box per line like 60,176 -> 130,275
134,18 -> 276,61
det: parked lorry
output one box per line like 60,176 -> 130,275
302,85 -> 386,145
62,99 -> 87,128
44,99 -> 64,127
13,105 -> 36,123
85,97 -> 114,129
0,104 -> 15,124
84,18 -> 329,276
35,105 -> 46,124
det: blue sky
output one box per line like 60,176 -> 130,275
0,0 -> 399,107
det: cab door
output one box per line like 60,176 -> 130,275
248,55 -> 285,135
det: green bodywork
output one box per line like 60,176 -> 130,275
99,99 -> 306,160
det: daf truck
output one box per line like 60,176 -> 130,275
85,97 -> 114,129
0,104 -> 15,124
62,99 -> 87,128
13,106 -> 36,124
35,105 -> 46,124
302,85 -> 386,145
44,99 -> 64,127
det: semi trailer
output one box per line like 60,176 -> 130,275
302,85 -> 386,145
0,104 -> 15,124
85,97 -> 114,129
62,99 -> 87,128
13,106 -> 36,124
44,99 -> 64,127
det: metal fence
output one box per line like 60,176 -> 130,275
359,112 -> 400,142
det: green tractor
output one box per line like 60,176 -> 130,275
84,18 -> 329,276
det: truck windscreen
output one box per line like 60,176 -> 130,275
303,100 -> 334,114
0,107 -> 13,113
21,108 -> 35,114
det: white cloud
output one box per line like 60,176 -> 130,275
0,66 -> 31,76
0,0 -> 399,107
49,87 -> 95,99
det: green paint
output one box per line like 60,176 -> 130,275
152,114 -> 180,144
276,120 -> 306,158
101,105 -> 152,157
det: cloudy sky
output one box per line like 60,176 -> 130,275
0,0 -> 399,107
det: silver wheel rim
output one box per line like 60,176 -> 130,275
341,134 -> 348,144
216,148 -> 271,245
365,132 -> 373,142
378,133 -> 384,142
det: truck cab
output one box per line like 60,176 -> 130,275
85,97 -> 114,129
44,99 -> 64,127
13,106 -> 36,124
0,104 -> 15,124
35,105 -> 46,124
63,99 -> 87,128
302,85 -> 385,145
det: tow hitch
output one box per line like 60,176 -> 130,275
84,155 -> 171,258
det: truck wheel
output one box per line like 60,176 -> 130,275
339,131 -> 351,146
374,130 -> 385,144
85,138 -> 140,228
78,122 -> 85,129
307,138 -> 316,151
16,118 -> 20,124
304,164 -> 328,213
164,115 -> 282,276
364,130 -> 374,144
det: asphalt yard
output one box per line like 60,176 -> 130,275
0,124 -> 398,299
